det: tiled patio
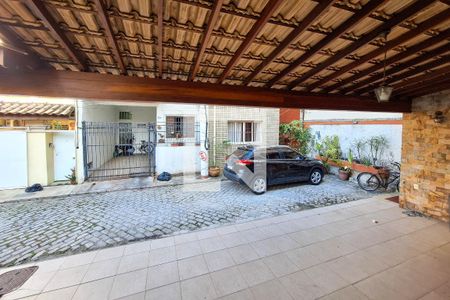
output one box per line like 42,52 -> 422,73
1,195 -> 449,300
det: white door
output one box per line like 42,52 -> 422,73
0,131 -> 27,189
54,132 -> 76,181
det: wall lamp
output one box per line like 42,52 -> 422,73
433,111 -> 445,124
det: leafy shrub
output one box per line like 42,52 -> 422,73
279,120 -> 312,155
322,135 -> 342,160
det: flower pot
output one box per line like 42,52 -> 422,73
208,166 -> 220,177
338,170 -> 351,181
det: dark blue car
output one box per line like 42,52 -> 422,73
224,145 -> 325,194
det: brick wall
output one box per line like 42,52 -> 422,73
207,106 -> 279,165
399,90 -> 450,222
280,108 -> 301,124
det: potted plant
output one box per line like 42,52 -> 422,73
172,133 -> 184,146
208,166 -> 220,177
338,166 -> 352,180
208,140 -> 231,177
65,168 -> 77,185
338,150 -> 353,181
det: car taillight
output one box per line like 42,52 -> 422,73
236,159 -> 253,166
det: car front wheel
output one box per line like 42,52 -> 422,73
309,169 -> 323,185
251,176 -> 267,195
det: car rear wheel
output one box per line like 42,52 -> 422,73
251,176 -> 266,195
309,169 -> 323,185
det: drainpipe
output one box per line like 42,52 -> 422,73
199,105 -> 209,178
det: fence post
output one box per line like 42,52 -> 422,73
81,121 -> 88,180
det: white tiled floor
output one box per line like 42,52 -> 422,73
1,195 -> 449,300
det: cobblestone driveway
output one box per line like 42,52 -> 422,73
0,176 -> 376,266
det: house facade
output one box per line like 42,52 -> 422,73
76,101 -> 207,182
207,106 -> 280,166
0,98 -> 76,189
78,102 -> 279,181
0,97 -> 280,188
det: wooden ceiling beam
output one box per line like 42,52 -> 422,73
0,20 -> 47,31
285,0 -> 434,90
0,70 -> 411,112
310,8 -> 450,92
348,44 -> 449,94
189,0 -> 224,81
26,0 -> 88,71
266,0 -> 386,87
93,0 -> 126,74
157,0 -> 164,78
355,54 -> 450,96
172,0 -> 416,33
395,73 -> 450,97
242,0 -> 337,86
217,0 -> 285,83
393,65 -> 450,93
0,25 -> 47,70
400,78 -> 450,98
330,28 -> 450,94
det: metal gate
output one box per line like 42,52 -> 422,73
82,122 -> 156,181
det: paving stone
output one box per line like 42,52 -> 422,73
0,176 -> 376,267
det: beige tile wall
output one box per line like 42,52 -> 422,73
207,106 -> 280,165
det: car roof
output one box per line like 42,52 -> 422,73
237,145 -> 292,151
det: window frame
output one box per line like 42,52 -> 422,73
165,115 -> 196,139
228,121 -> 260,144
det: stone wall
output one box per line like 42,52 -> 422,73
399,90 -> 450,222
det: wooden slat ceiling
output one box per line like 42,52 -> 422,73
0,0 -> 449,100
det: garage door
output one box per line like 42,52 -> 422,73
0,131 -> 28,189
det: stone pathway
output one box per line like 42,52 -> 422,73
0,176 -> 377,267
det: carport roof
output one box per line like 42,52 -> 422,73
0,0 -> 449,110
0,102 -> 75,117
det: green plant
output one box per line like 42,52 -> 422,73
65,168 -> 77,185
210,140 -> 232,166
279,120 -> 312,155
314,140 -> 323,156
368,135 -> 389,166
347,149 -> 354,165
353,138 -> 367,161
360,156 -> 372,166
339,165 -> 352,174
322,135 -> 342,160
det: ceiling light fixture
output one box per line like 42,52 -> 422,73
374,30 -> 393,103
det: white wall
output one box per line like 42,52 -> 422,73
310,124 -> 403,162
156,145 -> 200,174
156,104 -> 205,174
305,110 -> 403,121
0,131 -> 28,189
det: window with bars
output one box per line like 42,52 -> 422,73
119,111 -> 132,120
166,116 -> 195,138
228,121 -> 259,143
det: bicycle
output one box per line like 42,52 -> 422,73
357,162 -> 401,192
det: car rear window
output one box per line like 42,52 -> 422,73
232,149 -> 253,159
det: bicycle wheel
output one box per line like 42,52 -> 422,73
357,172 -> 381,191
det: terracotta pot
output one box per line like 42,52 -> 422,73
209,166 -> 220,177
338,170 -> 350,181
